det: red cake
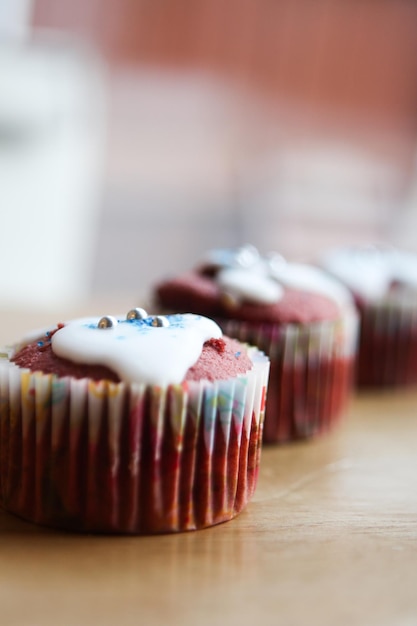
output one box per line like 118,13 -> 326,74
157,271 -> 341,324
12,327 -> 252,384
0,310 -> 270,534
155,246 -> 358,443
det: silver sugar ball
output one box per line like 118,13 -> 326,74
266,252 -> 286,273
126,307 -> 148,321
151,315 -> 170,328
98,315 -> 118,329
221,291 -> 240,309
235,244 -> 259,268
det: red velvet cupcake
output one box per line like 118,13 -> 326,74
0,310 -> 269,534
320,246 -> 417,387
154,246 -> 358,443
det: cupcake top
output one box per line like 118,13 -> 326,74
10,310 -> 254,386
320,245 -> 417,304
155,245 -> 353,324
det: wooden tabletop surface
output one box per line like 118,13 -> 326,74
1,307 -> 417,626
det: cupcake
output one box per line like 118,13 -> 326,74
154,246 -> 358,444
320,245 -> 417,387
0,309 -> 269,534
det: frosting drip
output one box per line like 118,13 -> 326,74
51,313 -> 222,385
202,245 -> 351,308
320,246 -> 417,301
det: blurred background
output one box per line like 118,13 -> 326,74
1,0 -> 417,310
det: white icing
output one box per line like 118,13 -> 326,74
218,267 -> 283,304
203,245 -> 260,269
269,262 -> 352,307
51,313 -> 222,386
320,247 -> 417,301
201,246 -> 352,308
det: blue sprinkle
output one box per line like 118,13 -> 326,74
124,318 -> 145,326
37,341 -> 44,347
235,351 -> 241,359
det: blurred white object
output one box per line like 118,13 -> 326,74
394,151 -> 417,253
0,0 -> 32,40
0,35 -> 105,309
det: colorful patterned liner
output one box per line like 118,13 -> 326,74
357,295 -> 417,387
218,309 -> 358,444
0,348 -> 269,534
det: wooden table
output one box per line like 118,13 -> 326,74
1,308 -> 417,626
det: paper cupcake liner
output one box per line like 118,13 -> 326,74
218,309 -> 358,444
0,348 -> 269,534
357,298 -> 417,387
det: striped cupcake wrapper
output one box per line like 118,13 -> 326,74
357,297 -> 417,387
0,347 -> 269,534
218,309 -> 358,444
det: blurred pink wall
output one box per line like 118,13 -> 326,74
32,0 -> 417,132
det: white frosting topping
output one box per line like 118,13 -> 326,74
51,313 -> 222,386
203,246 -> 352,308
218,267 -> 284,304
269,261 -> 352,307
320,246 -> 417,301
